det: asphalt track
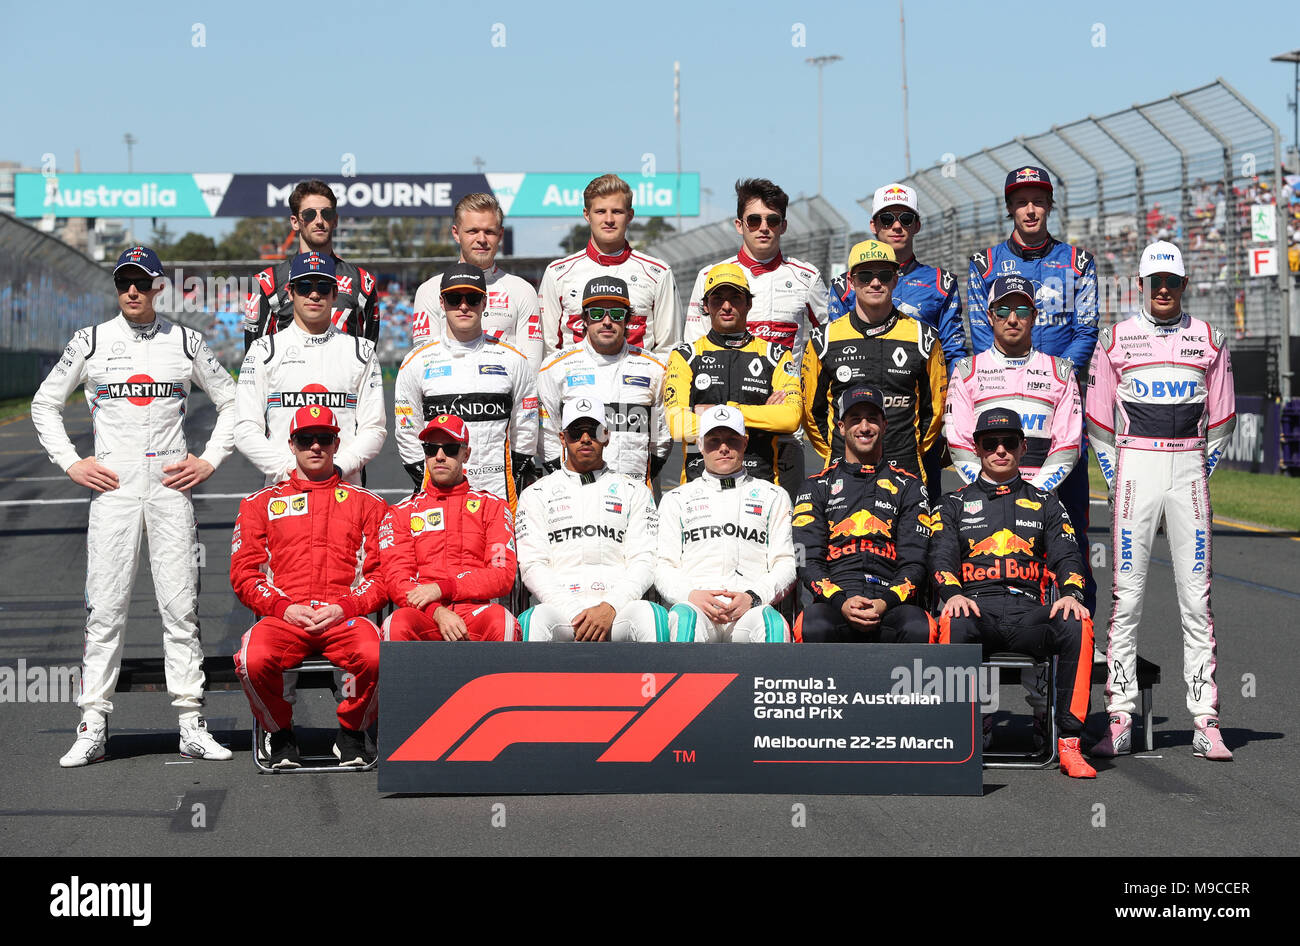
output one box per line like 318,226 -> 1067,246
1,383 -> 1296,858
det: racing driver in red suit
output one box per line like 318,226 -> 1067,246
381,413 -> 520,642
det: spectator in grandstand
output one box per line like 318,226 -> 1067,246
792,386 -> 934,644
682,178 -> 829,497
966,165 -> 1098,611
243,179 -> 379,351
381,413 -> 520,642
655,406 -> 796,643
410,192 -> 544,369
829,182 -> 965,495
929,408 -> 1095,778
33,244 -> 237,767
231,406 -> 387,769
1087,241 -> 1237,762
664,262 -> 801,488
536,276 -> 670,482
539,173 -> 679,358
802,240 -> 947,490
393,263 -> 538,506
235,251 -> 386,488
516,398 -> 669,642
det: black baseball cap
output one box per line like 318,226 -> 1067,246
582,276 -> 630,308
973,408 -> 1024,438
838,385 -> 885,418
441,263 -> 487,296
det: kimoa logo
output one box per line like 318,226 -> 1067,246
388,672 -> 735,762
49,876 -> 151,926
0,660 -> 79,702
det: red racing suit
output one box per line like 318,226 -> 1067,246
230,472 -> 389,732
1086,310 -> 1236,718
380,477 -> 519,641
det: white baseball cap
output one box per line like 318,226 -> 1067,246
871,183 -> 919,217
1138,240 -> 1186,277
561,396 -> 607,430
698,404 -> 746,438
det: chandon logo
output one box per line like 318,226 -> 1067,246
387,672 -> 735,762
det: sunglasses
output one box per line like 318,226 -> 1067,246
563,424 -> 601,442
292,277 -> 336,295
442,291 -> 485,308
991,304 -> 1035,321
584,306 -> 629,323
292,432 -> 337,448
114,276 -> 156,293
298,207 -> 338,224
422,441 -> 465,458
1147,274 -> 1185,291
875,211 -> 918,228
979,434 -> 1023,452
743,213 -> 783,230
851,267 -> 897,287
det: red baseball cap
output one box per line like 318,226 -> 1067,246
418,413 -> 470,444
289,405 -> 340,435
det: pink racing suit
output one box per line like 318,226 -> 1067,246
1086,311 -> 1236,718
944,346 -> 1081,491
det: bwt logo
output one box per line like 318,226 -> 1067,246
1021,413 -> 1046,432
388,672 -> 735,762
1132,378 -> 1197,398
1119,528 -> 1133,572
1192,529 -> 1207,573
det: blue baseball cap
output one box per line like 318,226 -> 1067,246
1004,165 -> 1053,197
113,245 -> 164,278
289,251 -> 336,282
988,274 -> 1036,308
974,408 -> 1024,438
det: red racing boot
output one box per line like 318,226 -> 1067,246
1058,737 -> 1097,778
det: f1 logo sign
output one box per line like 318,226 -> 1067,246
388,672 -> 735,762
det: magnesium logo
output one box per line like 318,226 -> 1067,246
387,672 -> 735,763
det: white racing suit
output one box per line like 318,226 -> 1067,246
655,470 -> 796,642
516,465 -> 666,642
30,315 -> 237,718
1086,310 -> 1236,718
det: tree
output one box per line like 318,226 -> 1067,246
169,232 -> 220,260
218,218 -> 291,260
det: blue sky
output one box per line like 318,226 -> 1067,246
3,0 -> 1297,255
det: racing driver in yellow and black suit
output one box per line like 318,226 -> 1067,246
801,240 -> 946,480
664,262 -> 801,489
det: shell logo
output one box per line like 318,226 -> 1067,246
410,515 -> 426,533
270,500 -> 288,515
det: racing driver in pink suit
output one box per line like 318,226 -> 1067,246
1086,241 -> 1236,761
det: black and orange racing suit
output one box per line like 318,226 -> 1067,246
792,459 -> 933,643
928,475 -> 1092,735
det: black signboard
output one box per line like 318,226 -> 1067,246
378,643 -> 983,795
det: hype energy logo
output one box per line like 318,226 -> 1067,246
15,173 -> 230,218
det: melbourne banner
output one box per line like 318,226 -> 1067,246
377,643 -> 983,795
14,172 -> 700,218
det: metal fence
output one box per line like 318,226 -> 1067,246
646,195 -> 850,311
887,78 -> 1291,397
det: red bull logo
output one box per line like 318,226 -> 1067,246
827,509 -> 893,540
890,578 -> 916,600
884,187 -> 908,200
967,529 -> 1035,557
962,559 -> 1041,583
934,570 -> 962,587
1014,167 -> 1042,183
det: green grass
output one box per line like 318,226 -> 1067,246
0,396 -> 34,423
1088,453 -> 1300,533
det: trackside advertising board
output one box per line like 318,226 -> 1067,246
378,643 -> 982,795
14,172 -> 700,218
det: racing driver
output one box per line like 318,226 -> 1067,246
235,251 -> 385,487
793,387 -> 933,644
516,399 -> 669,642
32,245 -> 237,766
230,406 -> 387,769
929,408 -> 1096,779
656,406 -> 796,643
382,413 -> 520,642
1087,241 -> 1237,761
